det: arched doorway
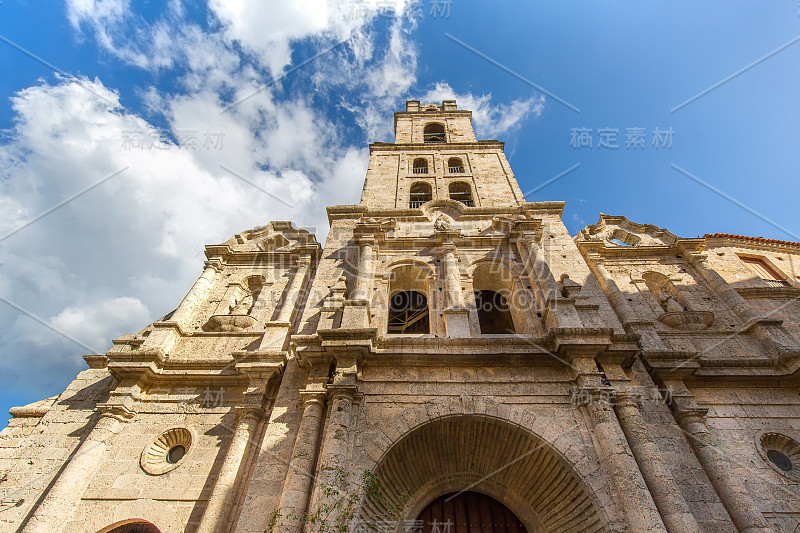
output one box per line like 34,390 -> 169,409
101,521 -> 162,533
361,415 -> 606,532
418,491 -> 529,532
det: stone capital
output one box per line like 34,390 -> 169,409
204,258 -> 225,272
613,390 -> 643,409
299,390 -> 328,411
234,404 -> 266,423
326,384 -> 362,403
673,406 -> 709,427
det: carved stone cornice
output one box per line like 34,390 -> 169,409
96,403 -> 136,422
509,219 -> 544,243
736,286 -> 800,299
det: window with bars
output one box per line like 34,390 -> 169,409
449,182 -> 474,207
423,123 -> 446,143
409,182 -> 432,208
412,157 -> 428,174
447,157 -> 464,173
739,256 -> 791,287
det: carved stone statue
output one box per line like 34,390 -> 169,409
434,215 -> 451,231
659,290 -> 685,313
229,294 -> 254,315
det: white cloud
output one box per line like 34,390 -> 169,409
51,297 -> 152,353
0,76 -> 367,397
419,82 -> 545,139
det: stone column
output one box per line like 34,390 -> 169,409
351,239 -> 376,302
308,386 -> 359,528
587,253 -> 666,350
276,255 -> 312,323
686,252 -> 757,322
276,392 -> 327,532
196,406 -> 264,533
614,392 -> 701,533
581,388 -> 668,532
22,406 -> 134,533
586,254 -> 637,325
170,259 -> 223,327
665,380 -> 773,533
517,234 -> 561,302
441,244 -> 465,308
516,233 -> 583,329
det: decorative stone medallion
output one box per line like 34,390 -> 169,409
140,428 -> 192,475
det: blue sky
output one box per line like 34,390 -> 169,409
1,1 -> 799,428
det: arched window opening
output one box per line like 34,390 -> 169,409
102,521 -> 162,533
447,157 -> 464,173
418,491 -> 529,533
472,262 -> 532,335
423,123 -> 446,143
388,291 -> 429,334
409,182 -> 432,208
449,182 -> 473,207
387,265 -> 431,334
474,290 -> 515,334
412,157 -> 428,174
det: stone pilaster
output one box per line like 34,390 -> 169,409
686,251 -> 800,363
516,230 -> 583,329
614,391 -> 701,533
22,405 -> 135,533
170,258 -> 223,327
666,380 -> 774,533
586,252 -> 667,350
580,387 -> 668,532
276,255 -> 312,323
196,406 -> 264,533
685,252 -> 757,322
570,356 -> 667,532
351,238 -> 376,302
260,255 -> 313,349
276,391 -> 327,532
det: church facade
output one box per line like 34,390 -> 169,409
2,100 -> 800,533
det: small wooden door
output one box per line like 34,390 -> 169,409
417,491 -> 529,533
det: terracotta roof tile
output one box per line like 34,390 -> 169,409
703,233 -> 800,247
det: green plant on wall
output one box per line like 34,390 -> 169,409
266,469 -> 409,533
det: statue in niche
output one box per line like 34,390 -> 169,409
658,289 -> 685,313
228,293 -> 254,315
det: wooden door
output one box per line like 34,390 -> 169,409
417,491 -> 529,533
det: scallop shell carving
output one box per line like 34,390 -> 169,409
758,432 -> 800,480
140,427 -> 192,475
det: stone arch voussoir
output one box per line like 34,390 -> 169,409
359,398 -> 613,533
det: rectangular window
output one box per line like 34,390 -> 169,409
739,256 -> 790,287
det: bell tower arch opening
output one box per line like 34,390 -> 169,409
423,122 -> 446,143
387,264 -> 432,334
472,262 -> 533,335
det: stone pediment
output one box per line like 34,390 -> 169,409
576,214 -> 678,248
421,199 -> 468,221
216,221 -> 319,253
